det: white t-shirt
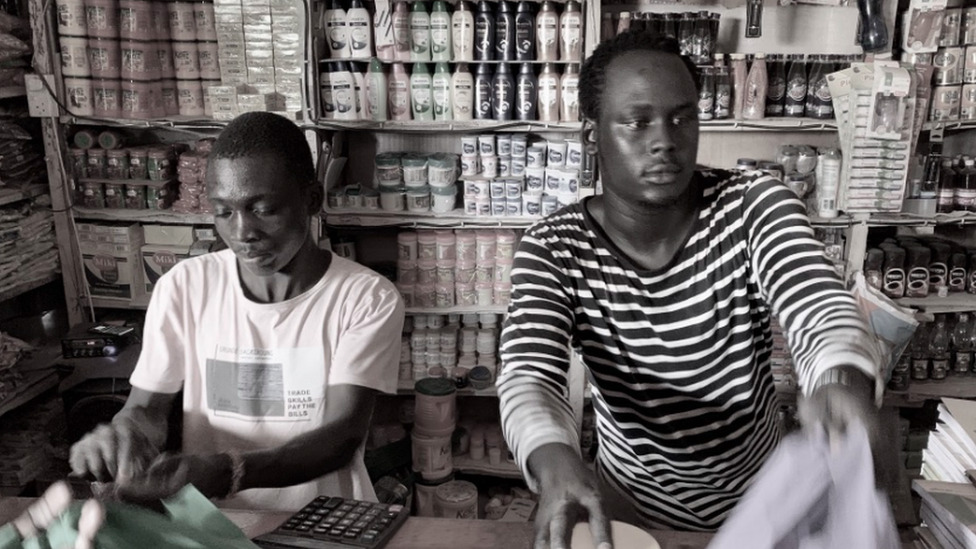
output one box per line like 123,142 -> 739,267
129,249 -> 405,511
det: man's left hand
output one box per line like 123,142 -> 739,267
116,453 -> 233,504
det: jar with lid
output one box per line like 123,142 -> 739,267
147,147 -> 174,180
128,147 -> 149,179
146,180 -> 173,209
69,148 -> 88,179
106,149 -> 129,179
87,148 -> 107,178
82,181 -> 105,208
734,157 -> 757,171
125,183 -> 147,209
103,181 -> 125,208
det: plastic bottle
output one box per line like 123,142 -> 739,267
452,0 -> 475,61
430,0 -> 451,61
475,0 -> 495,61
784,54 -> 807,118
432,61 -> 453,120
697,66 -> 715,121
350,61 -> 367,119
374,4 -> 395,61
515,0 -> 535,62
930,314 -> 951,380
957,157 -> 976,212
921,144 -> 943,201
332,62 -> 358,120
452,62 -> 474,120
560,62 -> 579,122
741,53 -> 767,120
938,158 -> 957,214
560,0 -> 582,62
496,0 -> 515,61
320,62 -> 335,118
765,54 -> 786,117
953,312 -> 973,374
365,57 -> 388,120
474,62 -> 494,119
347,0 -> 374,58
391,1 -> 412,61
516,62 -> 537,121
389,62 -> 412,120
910,321 -> 931,380
411,62 -> 434,120
410,1 -> 431,61
537,62 -> 560,122
492,61 -> 514,120
729,53 -> 748,119
816,148 -> 841,218
325,0 -> 351,59
714,66 -> 731,119
536,0 -> 558,62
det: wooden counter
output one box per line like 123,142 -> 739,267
0,497 -> 713,549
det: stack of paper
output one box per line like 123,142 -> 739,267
921,398 -> 976,484
913,479 -> 976,548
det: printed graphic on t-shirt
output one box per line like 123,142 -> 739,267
206,345 -> 325,421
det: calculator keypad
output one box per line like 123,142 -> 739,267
254,496 -> 408,549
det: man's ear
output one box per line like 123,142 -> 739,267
307,181 -> 324,215
582,118 -> 598,156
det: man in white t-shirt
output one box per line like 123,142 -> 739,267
69,112 -> 405,511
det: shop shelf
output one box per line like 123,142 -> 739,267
453,453 -> 522,479
324,209 -> 541,228
72,207 -> 213,225
896,294 -> 976,314
0,272 -> 60,304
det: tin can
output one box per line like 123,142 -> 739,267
965,8 -> 976,44
931,85 -> 962,121
942,8 -> 963,47
935,46 -> 965,85
962,84 -> 976,119
965,46 -> 976,83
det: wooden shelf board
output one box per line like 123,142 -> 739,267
0,85 -> 25,99
405,306 -> 507,315
72,207 -> 213,225
315,120 -> 583,133
699,117 -> 837,132
86,295 -> 150,310
896,294 -> 976,314
453,453 -> 522,479
0,272 -> 60,303
892,377 -> 976,402
397,379 -> 497,396
0,369 -> 58,420
325,209 -> 542,228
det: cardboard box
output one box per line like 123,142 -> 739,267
81,247 -> 144,301
143,224 -> 195,246
142,244 -> 192,292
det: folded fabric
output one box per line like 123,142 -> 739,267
708,423 -> 899,549
1,485 -> 260,549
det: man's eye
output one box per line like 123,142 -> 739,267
626,120 -> 650,129
671,115 -> 693,126
214,210 -> 230,218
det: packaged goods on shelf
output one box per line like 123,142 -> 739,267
75,222 -> 146,302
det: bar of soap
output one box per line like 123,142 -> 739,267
570,520 -> 660,549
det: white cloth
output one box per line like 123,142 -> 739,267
130,249 -> 405,511
708,423 -> 899,549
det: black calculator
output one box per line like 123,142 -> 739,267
253,496 -> 409,549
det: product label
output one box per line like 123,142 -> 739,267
496,19 -> 511,52
930,263 -> 948,289
715,85 -> 731,117
453,16 -> 473,54
327,13 -> 349,53
786,77 -> 807,102
389,80 -> 410,116
517,79 -> 535,115
906,267 -> 930,297
951,267 -> 967,291
865,268 -> 883,290
411,16 -> 430,52
394,14 -> 411,51
516,18 -> 533,54
911,358 -> 929,380
433,81 -> 450,115
475,79 -> 492,117
475,16 -> 492,55
955,351 -> 971,373
431,17 -> 450,53
884,268 -> 905,298
493,78 -> 512,114
767,76 -> 786,102
932,358 -> 949,379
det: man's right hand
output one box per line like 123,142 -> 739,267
528,443 -> 613,549
68,416 -> 160,483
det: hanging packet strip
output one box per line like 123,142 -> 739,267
868,64 -> 914,141
902,0 -> 948,53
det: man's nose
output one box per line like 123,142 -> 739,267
230,211 -> 259,241
648,122 -> 677,156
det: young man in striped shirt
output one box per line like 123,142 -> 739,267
497,30 -> 882,547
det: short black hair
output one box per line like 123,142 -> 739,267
579,29 -> 700,122
210,112 -> 315,187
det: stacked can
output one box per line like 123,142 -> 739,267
931,5 -> 976,122
54,0 -> 218,120
411,377 -> 456,482
395,229 -> 515,309
402,312 -> 503,386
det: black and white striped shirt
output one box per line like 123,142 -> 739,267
497,169 -> 878,531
